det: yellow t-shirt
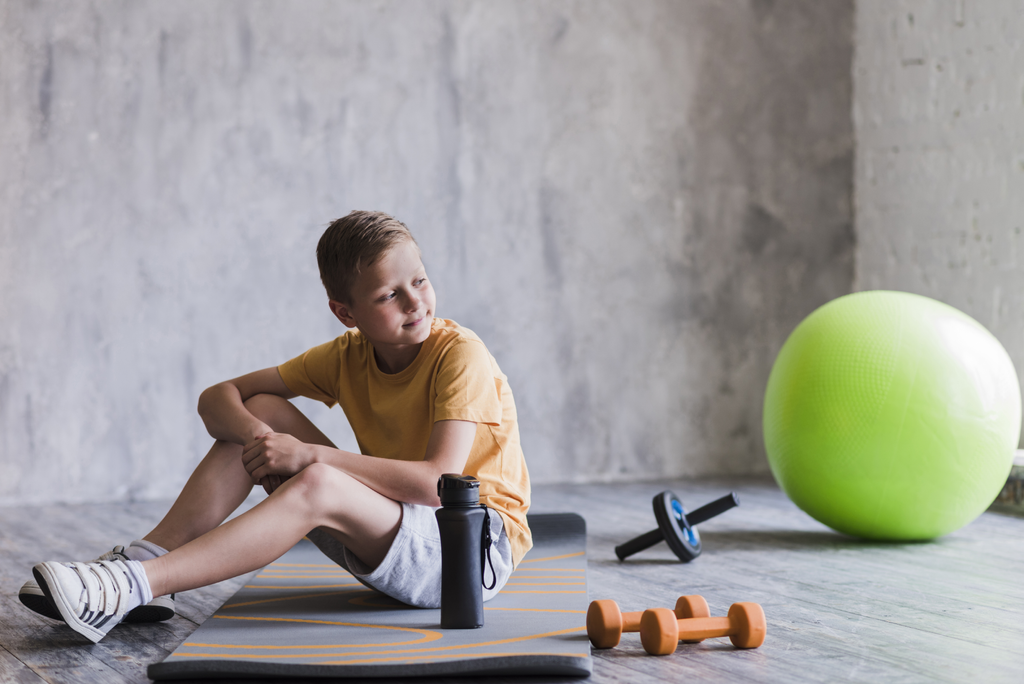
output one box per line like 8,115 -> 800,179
277,318 -> 532,567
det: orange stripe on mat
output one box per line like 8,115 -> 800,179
319,652 -> 589,665
190,619 -> 440,648
222,589 -> 370,610
503,582 -> 585,586
518,551 -> 584,564
514,568 -> 584,572
499,590 -> 586,594
244,583 -> 363,589
178,626 -> 586,658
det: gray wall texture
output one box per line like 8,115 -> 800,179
854,0 -> 1024,446
0,0 -> 854,505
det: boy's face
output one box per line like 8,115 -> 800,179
330,239 -> 436,350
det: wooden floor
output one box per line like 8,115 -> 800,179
2,477 -> 1022,684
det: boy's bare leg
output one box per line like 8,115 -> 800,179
141,440 -> 256,552
141,464 -> 403,597
143,395 -> 337,552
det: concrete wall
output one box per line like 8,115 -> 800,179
854,0 -> 1024,435
0,0 -> 854,505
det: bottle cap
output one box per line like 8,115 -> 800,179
438,474 -> 480,506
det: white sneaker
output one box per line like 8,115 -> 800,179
19,546 -> 175,623
32,559 -> 154,643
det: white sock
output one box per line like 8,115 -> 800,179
122,560 -> 155,608
123,539 -> 168,562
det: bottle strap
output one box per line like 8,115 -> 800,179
480,506 -> 497,591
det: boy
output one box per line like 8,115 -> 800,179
20,210 -> 532,643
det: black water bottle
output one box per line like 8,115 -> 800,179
436,474 -> 485,629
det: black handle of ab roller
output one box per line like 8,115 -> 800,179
687,492 -> 740,526
615,491 -> 739,563
614,528 -> 664,560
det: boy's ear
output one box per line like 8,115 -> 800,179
328,300 -> 357,329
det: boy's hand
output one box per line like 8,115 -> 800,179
241,432 -> 316,486
259,474 -> 287,495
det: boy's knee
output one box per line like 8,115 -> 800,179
289,462 -> 348,508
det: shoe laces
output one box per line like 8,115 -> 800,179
96,545 -> 128,562
68,560 -> 136,624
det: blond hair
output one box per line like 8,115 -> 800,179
316,210 -> 418,303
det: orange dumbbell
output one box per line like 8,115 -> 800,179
587,595 -> 709,649
640,601 -> 766,655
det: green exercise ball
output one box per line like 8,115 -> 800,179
763,291 -> 1021,540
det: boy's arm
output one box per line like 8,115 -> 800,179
242,419 -> 477,507
197,367 -> 297,446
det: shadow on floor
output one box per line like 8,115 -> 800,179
588,529 -> 936,564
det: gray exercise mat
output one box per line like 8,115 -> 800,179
148,513 -> 590,679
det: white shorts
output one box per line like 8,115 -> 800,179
305,503 -> 513,609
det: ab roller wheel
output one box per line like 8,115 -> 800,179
615,491 -> 739,562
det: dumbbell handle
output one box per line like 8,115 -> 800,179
614,493 -> 739,560
608,605 -> 711,636
642,602 -> 766,654
671,616 -> 733,640
618,609 -> 645,633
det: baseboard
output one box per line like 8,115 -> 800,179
990,450 -> 1024,516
